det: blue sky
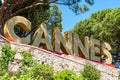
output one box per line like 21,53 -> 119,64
58,0 -> 120,33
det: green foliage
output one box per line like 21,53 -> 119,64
15,50 -> 54,80
0,73 -> 10,80
79,76 -> 87,80
16,50 -> 37,76
28,64 -> 54,80
72,8 -> 120,50
53,70 -> 80,80
10,76 -> 17,80
17,75 -> 31,80
21,51 -> 34,67
14,5 -> 63,38
0,73 -> 30,80
18,6 -> 49,28
14,5 -> 50,37
81,63 -> 101,80
0,44 -> 16,73
17,64 -> 54,80
0,0 -> 94,37
47,5 -> 62,32
55,0 -> 94,14
0,64 -> 53,80
0,44 -> 102,80
118,71 -> 120,80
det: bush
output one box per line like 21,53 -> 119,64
0,44 -> 101,80
28,64 -> 54,80
16,50 -> 36,76
0,44 -> 16,73
53,70 -> 80,80
81,63 -> 101,80
0,64 -> 54,80
10,76 -> 17,80
0,73 -> 30,80
0,73 -> 10,80
21,51 -> 35,67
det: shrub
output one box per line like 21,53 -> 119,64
0,45 -> 54,80
10,76 -> 17,80
28,64 -> 54,80
16,50 -> 37,76
0,44 -> 16,73
21,51 -> 34,67
0,73 -> 30,80
0,64 -> 54,80
81,63 -> 101,80
17,75 -> 31,80
53,70 -> 80,80
0,73 -> 10,80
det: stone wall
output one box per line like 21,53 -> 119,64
0,35 -> 119,80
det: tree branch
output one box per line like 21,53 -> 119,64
11,2 -> 48,17
49,0 -> 58,3
53,1 -> 77,6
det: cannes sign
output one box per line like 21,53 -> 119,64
4,16 -> 112,64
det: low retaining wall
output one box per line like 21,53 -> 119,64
0,35 -> 119,80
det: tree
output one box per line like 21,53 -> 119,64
14,4 -> 62,38
0,0 -> 94,36
72,8 -> 120,51
72,8 -> 120,68
46,5 -> 62,35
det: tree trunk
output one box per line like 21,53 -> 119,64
0,8 -> 5,36
0,8 -> 10,37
